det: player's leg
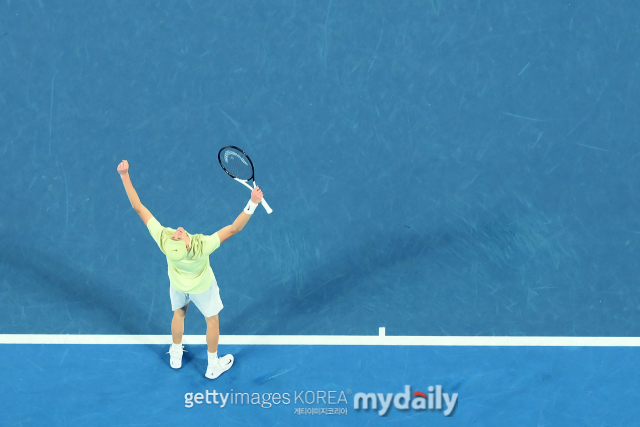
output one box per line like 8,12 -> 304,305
205,314 -> 220,353
204,314 -> 233,379
168,286 -> 190,369
172,304 -> 189,345
189,282 -> 233,379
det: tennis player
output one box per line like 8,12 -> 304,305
117,160 -> 263,379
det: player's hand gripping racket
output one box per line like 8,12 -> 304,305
218,146 -> 273,214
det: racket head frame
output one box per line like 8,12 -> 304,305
218,145 -> 273,214
218,145 -> 255,182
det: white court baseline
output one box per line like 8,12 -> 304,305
1,333 -> 640,346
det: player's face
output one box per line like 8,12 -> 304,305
170,227 -> 191,249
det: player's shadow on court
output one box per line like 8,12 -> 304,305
223,227 -> 459,335
222,229 -> 430,335
0,231 -> 166,335
224,207 -> 559,336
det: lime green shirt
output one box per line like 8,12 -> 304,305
147,217 -> 221,294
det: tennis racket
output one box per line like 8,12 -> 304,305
218,146 -> 273,214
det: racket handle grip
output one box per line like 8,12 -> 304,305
260,198 -> 273,214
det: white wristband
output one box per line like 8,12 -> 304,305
244,200 -> 258,215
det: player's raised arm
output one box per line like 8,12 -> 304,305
216,186 -> 263,244
118,160 -> 153,225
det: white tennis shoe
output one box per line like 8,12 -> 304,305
205,354 -> 234,379
168,344 -> 186,369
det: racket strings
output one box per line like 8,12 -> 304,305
219,148 -> 254,180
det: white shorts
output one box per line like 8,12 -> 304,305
170,281 -> 223,318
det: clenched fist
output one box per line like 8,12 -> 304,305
117,160 -> 129,176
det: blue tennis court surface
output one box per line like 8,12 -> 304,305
2,0 -> 640,425
3,341 -> 639,426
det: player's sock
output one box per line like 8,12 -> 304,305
171,343 -> 182,351
208,351 -> 218,363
